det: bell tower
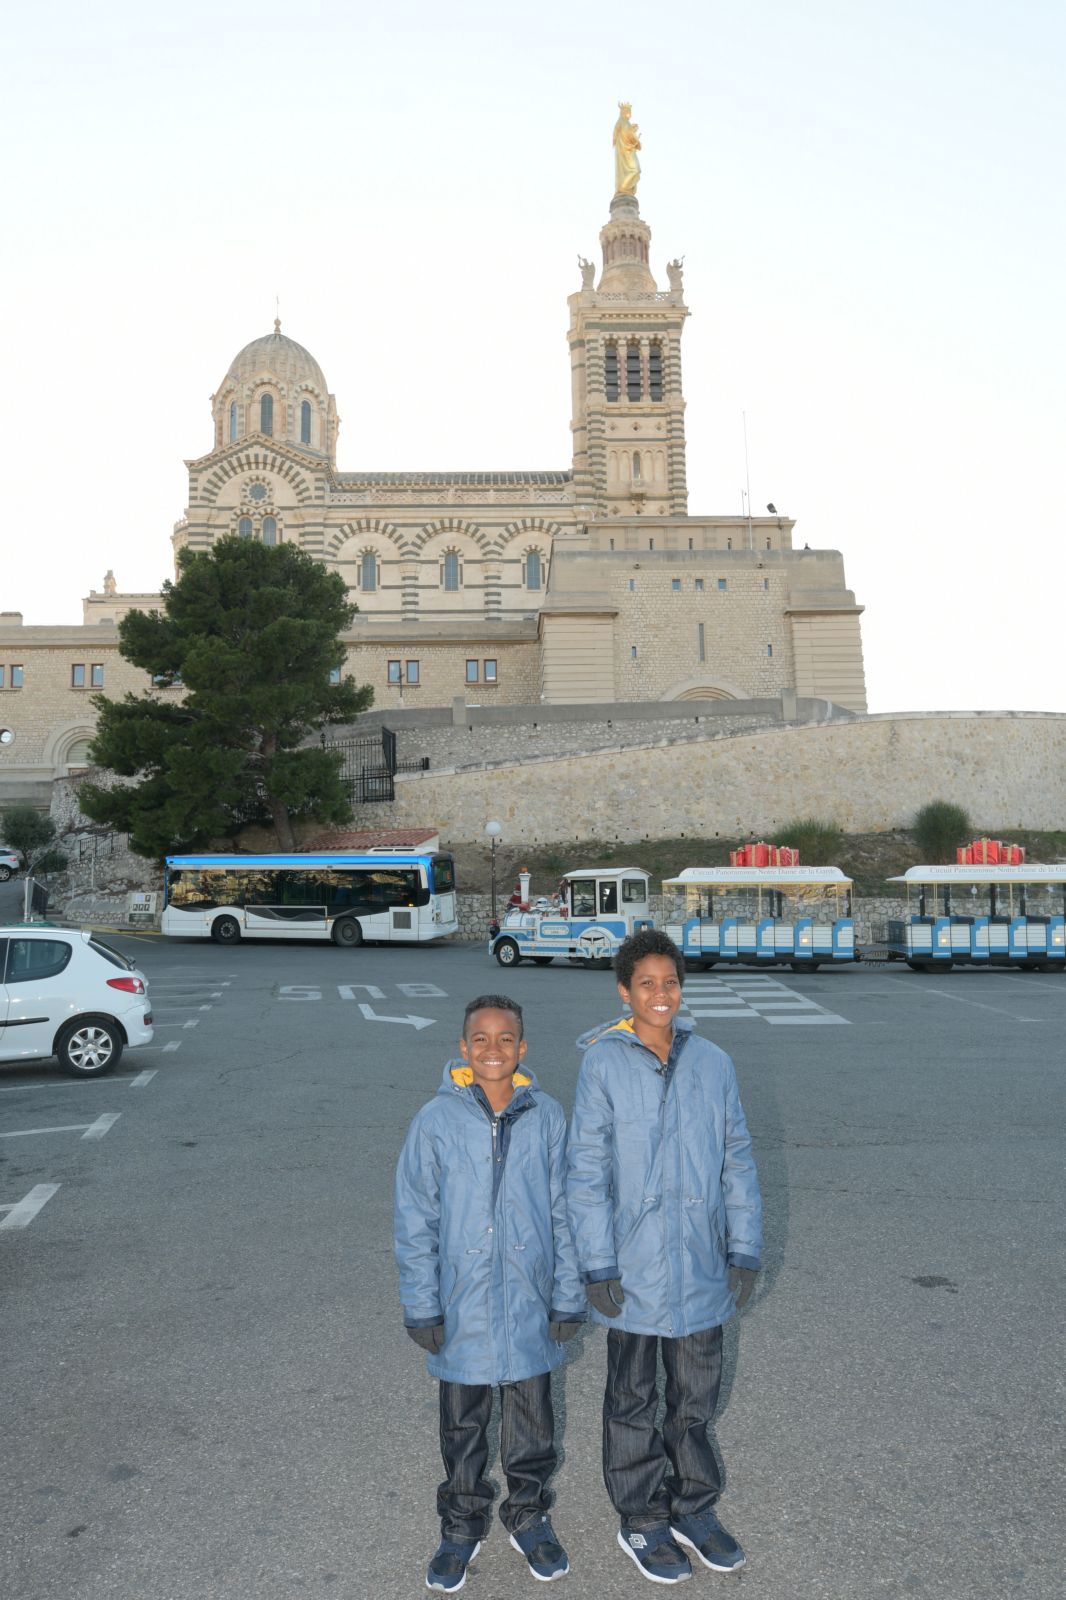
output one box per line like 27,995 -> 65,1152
568,179 -> 690,519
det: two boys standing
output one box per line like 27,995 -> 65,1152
394,930 -> 763,1590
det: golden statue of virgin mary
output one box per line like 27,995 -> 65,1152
612,102 -> 642,195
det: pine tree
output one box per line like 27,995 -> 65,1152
80,537 -> 373,857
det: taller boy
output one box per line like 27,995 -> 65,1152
566,930 -> 763,1584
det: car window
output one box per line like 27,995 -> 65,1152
6,938 -> 73,984
87,938 -> 133,971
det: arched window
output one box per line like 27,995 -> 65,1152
300,400 -> 311,444
648,343 -> 663,401
260,393 -> 273,435
626,343 -> 642,401
360,552 -> 377,592
229,401 -> 237,441
238,517 -> 253,538
604,343 -> 619,402
262,517 -> 277,546
442,551 -> 461,591
525,550 -> 542,590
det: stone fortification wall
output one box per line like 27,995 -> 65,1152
345,711 -> 1066,844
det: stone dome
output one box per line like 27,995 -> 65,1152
222,319 -> 328,396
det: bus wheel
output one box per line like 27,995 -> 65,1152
211,915 -> 241,945
494,938 -> 521,967
332,918 -> 363,948
532,956 -> 554,966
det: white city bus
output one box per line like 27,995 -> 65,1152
162,851 -> 458,947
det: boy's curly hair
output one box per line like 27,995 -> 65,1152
614,928 -> 685,990
463,993 -> 524,1038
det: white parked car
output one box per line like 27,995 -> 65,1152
0,847 -> 21,882
0,927 -> 153,1077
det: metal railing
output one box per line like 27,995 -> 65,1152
321,727 -> 399,803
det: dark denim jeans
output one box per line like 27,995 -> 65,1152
603,1325 -> 724,1530
437,1373 -> 556,1541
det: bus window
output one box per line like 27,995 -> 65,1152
622,878 -> 647,904
569,879 -> 596,917
599,882 -> 619,914
431,855 -> 456,892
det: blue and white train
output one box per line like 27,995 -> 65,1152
884,864 -> 1066,970
662,866 -> 857,970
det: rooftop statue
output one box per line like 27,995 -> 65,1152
613,102 -> 641,196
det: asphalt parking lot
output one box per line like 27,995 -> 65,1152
3,931 -> 1064,1600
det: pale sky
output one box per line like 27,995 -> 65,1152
2,0 -> 1062,714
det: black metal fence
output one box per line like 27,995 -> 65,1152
322,727 -> 408,803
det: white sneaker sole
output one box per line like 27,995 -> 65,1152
509,1532 -> 570,1581
616,1530 -> 692,1584
670,1526 -> 746,1572
426,1540 -> 481,1592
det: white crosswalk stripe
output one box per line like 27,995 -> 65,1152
681,973 -> 849,1027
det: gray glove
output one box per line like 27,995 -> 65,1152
406,1323 -> 445,1353
585,1279 -> 625,1318
729,1266 -> 757,1310
549,1319 -> 583,1342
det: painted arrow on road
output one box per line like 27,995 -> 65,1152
357,1003 -> 435,1030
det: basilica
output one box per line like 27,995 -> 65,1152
1,164 -> 866,804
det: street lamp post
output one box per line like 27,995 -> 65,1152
485,820 -> 502,927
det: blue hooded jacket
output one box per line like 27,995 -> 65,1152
394,1062 -> 586,1385
566,1014 -> 763,1337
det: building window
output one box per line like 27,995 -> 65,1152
648,342 -> 663,401
71,664 -> 86,688
718,578 -> 727,591
632,451 -> 642,482
11,665 -> 23,687
0,666 -> 5,687
91,664 -> 104,687
525,550 -> 542,590
698,623 -> 706,662
671,579 -> 681,592
695,578 -> 704,592
483,659 -> 497,683
249,483 -> 267,501
388,660 -> 401,684
604,343 -> 619,402
260,394 -> 273,435
262,516 -> 277,546
626,342 -> 642,401
300,400 -> 312,444
767,644 -> 774,657
229,401 -> 237,442
726,537 -> 733,550
766,537 -> 772,549
609,537 -> 615,550
688,538 -> 693,550
628,578 -> 635,591
405,660 -> 420,685
648,538 -> 654,550
442,551 -> 461,591
238,517 -> 252,538
630,645 -> 637,659
360,552 -> 377,592
329,666 -> 342,685
763,578 -> 770,591
465,659 -> 479,683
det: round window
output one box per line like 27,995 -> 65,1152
249,484 -> 267,501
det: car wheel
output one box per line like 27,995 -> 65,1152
57,1017 -> 122,1078
0,865 -> 11,882
332,918 -> 363,948
532,956 -> 554,966
211,915 -> 241,945
494,938 -> 521,967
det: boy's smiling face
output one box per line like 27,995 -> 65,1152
618,952 -> 682,1049
460,1005 -> 527,1097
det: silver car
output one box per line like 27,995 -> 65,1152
0,847 -> 20,883
0,928 -> 153,1077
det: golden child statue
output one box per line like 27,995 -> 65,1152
612,102 -> 642,195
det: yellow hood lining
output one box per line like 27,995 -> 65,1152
450,1066 -> 532,1088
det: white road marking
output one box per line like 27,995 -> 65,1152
182,1019 -> 199,1029
683,974 -> 850,1027
921,987 -> 1042,1022
1,1117 -> 116,1140
0,1184 -> 61,1230
397,983 -> 448,998
163,1041 -> 182,1052
338,983 -> 385,999
129,1070 -> 157,1087
766,1013 -> 850,1025
357,1003 -> 434,1030
82,1113 -> 121,1140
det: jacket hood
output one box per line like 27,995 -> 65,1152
437,1058 -> 538,1094
576,1013 -> 695,1050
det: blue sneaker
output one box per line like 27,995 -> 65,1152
426,1537 -> 481,1592
509,1515 -> 570,1580
616,1526 -> 692,1583
670,1509 -> 745,1572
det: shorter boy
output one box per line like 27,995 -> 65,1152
395,994 -> 585,1592
567,930 -> 763,1584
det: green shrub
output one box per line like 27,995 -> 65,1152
770,817 -> 843,864
912,801 -> 971,863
